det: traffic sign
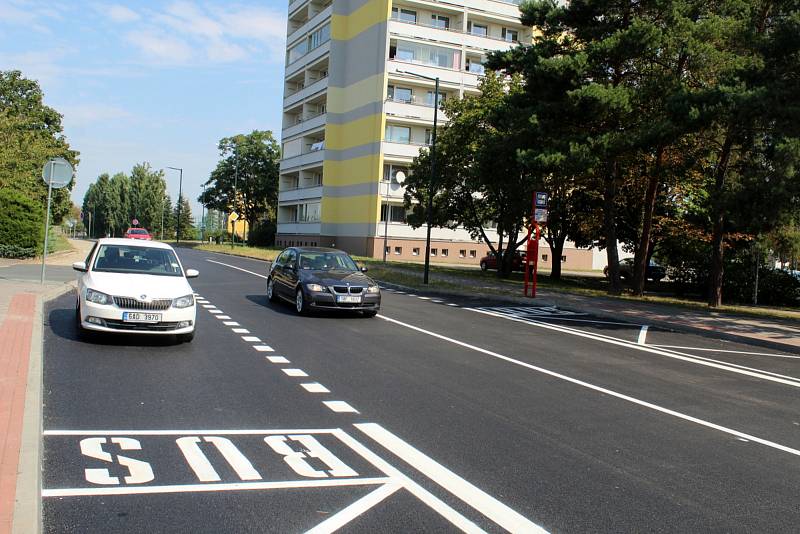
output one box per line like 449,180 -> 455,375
534,209 -> 549,223
230,212 -> 239,221
535,192 -> 549,208
132,218 -> 139,226
42,157 -> 73,189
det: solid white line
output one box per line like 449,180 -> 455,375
206,259 -> 267,279
254,345 -> 274,352
216,315 -> 231,320
333,429 -> 486,534
223,321 -> 240,326
305,483 -> 402,534
301,383 -> 330,393
651,345 -> 800,359
377,314 -> 800,458
232,328 -> 249,334
638,325 -> 649,345
533,317 -> 636,326
267,356 -> 290,364
355,423 -> 546,533
468,308 -> 800,388
44,429 -> 339,436
323,401 -> 359,413
42,477 -> 392,498
282,369 -> 308,377
242,336 -> 261,342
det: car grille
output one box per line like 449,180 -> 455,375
331,286 -> 363,294
113,296 -> 172,311
104,320 -> 181,331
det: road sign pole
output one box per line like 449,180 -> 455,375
40,163 -> 55,284
533,222 -> 540,298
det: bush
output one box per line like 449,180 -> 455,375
0,243 -> 37,258
248,220 -> 276,247
0,188 -> 44,254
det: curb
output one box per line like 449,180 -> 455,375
12,282 -> 75,534
375,280 -> 800,356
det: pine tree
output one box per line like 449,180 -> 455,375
173,194 -> 195,241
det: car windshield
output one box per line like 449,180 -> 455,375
93,244 -> 183,276
128,229 -> 148,234
298,252 -> 358,271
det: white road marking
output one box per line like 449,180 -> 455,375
209,310 -> 223,315
418,296 -> 430,300
42,477 -> 392,498
282,369 -> 308,377
638,325 -> 649,345
305,483 -> 402,534
253,345 -> 275,352
355,423 -> 546,533
267,356 -> 290,364
446,303 -> 459,307
206,259 -> 267,279
301,383 -> 330,393
216,315 -> 231,320
201,304 -> 215,309
468,308 -> 800,388
223,321 -> 240,326
242,336 -> 261,342
650,345 -> 800,359
232,328 -> 249,334
395,291 -> 405,294
323,401 -> 359,413
377,314 -> 800,458
432,300 -> 443,304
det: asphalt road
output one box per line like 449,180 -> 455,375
41,247 -> 800,533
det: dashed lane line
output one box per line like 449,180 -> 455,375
324,401 -> 359,414
223,321 -> 240,326
302,383 -> 330,393
267,356 -> 290,364
377,313 -> 800,459
216,315 -> 231,320
254,345 -> 274,352
242,336 -> 261,343
282,369 -> 308,377
209,310 -> 223,315
232,328 -> 250,334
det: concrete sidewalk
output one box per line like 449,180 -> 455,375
0,240 -> 88,534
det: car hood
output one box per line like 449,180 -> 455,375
300,270 -> 375,287
85,271 -> 193,299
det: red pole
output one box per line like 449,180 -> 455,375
523,221 -> 532,296
532,222 -> 540,298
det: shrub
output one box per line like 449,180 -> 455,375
0,188 -> 44,255
248,220 -> 276,247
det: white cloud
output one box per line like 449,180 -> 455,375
59,104 -> 134,127
125,29 -> 193,64
105,5 -> 140,23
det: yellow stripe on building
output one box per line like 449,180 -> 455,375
331,1 -> 391,41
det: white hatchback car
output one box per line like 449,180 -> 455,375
73,238 -> 198,342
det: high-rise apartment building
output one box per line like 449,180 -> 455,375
277,0 -> 601,270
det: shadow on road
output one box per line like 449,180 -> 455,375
47,306 -> 185,347
244,294 -> 375,319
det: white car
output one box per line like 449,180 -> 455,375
73,238 -> 198,342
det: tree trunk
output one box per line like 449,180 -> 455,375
708,134 -> 735,307
547,235 -> 566,280
604,166 -> 622,294
633,149 -> 663,296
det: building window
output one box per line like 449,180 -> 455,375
425,91 -> 446,107
390,40 -> 459,69
542,254 -> 549,262
561,256 -> 567,263
385,246 -> 390,254
459,250 -> 466,258
394,246 -> 402,255
383,164 -> 409,182
441,249 -> 449,257
380,204 -> 407,223
469,250 -> 476,258
466,57 -> 486,75
388,85 -> 412,103
425,129 -> 433,145
412,247 -> 420,256
308,24 -> 330,50
431,248 -> 437,256
391,7 -> 417,23
468,22 -> 488,36
431,14 -> 450,29
502,28 -> 518,42
385,124 -> 411,144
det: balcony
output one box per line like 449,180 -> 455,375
287,4 -> 333,47
277,222 -> 322,235
288,0 -> 306,18
382,141 -> 427,159
279,185 -> 323,203
282,112 -> 327,139
388,19 -> 519,53
280,148 -> 325,171
286,40 -> 330,78
387,60 -> 478,88
284,75 -> 328,108
384,99 -> 436,123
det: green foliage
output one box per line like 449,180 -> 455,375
0,70 -> 78,224
0,187 -> 44,255
174,194 -> 195,241
200,130 -> 280,244
247,220 -> 276,247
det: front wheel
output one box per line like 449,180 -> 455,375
295,288 -> 309,315
267,277 -> 278,302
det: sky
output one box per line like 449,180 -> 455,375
0,0 -> 288,218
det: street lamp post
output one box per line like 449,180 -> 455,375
383,171 -> 406,262
396,70 -> 439,284
200,183 -> 206,243
167,167 -> 183,243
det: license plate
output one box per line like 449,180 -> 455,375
336,295 -> 362,304
122,312 -> 161,323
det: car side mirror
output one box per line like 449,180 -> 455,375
72,261 -> 87,272
185,269 -> 199,278
360,266 -> 368,273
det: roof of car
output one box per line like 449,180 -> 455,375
290,247 -> 347,253
94,238 -> 173,250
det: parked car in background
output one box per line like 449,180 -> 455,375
479,250 -> 530,272
125,228 -> 152,240
73,238 -> 198,342
266,247 -> 381,316
604,258 -> 667,282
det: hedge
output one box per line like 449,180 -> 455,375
0,188 -> 44,257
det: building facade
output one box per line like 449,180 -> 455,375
277,0 -> 597,269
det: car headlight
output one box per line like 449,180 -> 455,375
306,284 -> 326,292
173,294 -> 194,308
366,285 -> 380,294
85,288 -> 111,305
